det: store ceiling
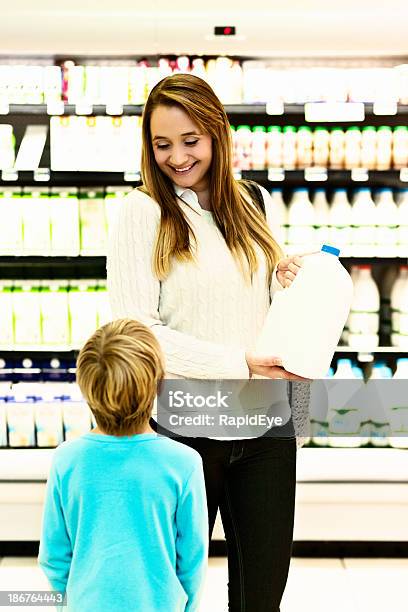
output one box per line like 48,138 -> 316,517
2,0 -> 408,57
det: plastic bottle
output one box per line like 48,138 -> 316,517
397,189 -> 408,257
255,245 -> 353,379
62,382 -> 92,442
344,127 -> 362,168
6,385 -> 36,447
266,126 -> 283,168
350,188 -> 377,256
368,362 -> 391,447
235,125 -> 252,171
342,265 -> 360,345
329,189 -> 352,254
313,127 -> 330,167
251,126 -> 267,170
393,126 -> 408,169
380,265 -> 399,343
79,189 -> 107,255
104,186 -> 132,238
287,188 -> 316,252
360,126 -> 377,169
390,266 -> 408,348
68,280 -> 99,349
269,189 -> 287,246
312,189 -> 330,248
375,188 -> 399,257
282,126 -> 297,169
310,380 -> 330,447
296,126 -> 313,168
35,383 -> 64,448
348,265 -> 380,349
0,188 -> 23,255
389,358 -> 408,449
329,359 -> 364,447
50,187 -> 80,256
376,126 -> 393,170
329,128 -> 345,169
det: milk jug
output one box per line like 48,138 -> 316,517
350,188 -> 376,257
348,265 -> 380,350
255,245 -> 353,379
269,189 -> 287,246
389,358 -> 408,449
375,188 -> 398,257
312,189 -> 330,247
329,189 -> 352,254
397,189 -> 408,257
287,188 -> 315,253
390,266 -> 408,348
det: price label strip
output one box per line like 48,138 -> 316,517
304,167 -> 328,182
351,168 -> 369,182
46,101 -> 65,116
106,103 -> 124,116
1,169 -> 18,181
266,100 -> 284,116
75,102 -> 93,116
373,100 -> 398,116
267,168 -> 285,182
305,102 -> 365,123
400,169 -> 408,182
34,168 -> 51,182
124,170 -> 141,182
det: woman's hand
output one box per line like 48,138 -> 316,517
276,255 -> 303,288
245,352 -> 310,381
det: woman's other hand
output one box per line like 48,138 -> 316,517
245,352 -> 310,381
276,255 -> 303,288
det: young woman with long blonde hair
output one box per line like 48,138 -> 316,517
108,73 -> 309,612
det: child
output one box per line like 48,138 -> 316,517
38,318 -> 208,611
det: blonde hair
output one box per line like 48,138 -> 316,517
140,73 -> 283,283
76,319 -> 164,435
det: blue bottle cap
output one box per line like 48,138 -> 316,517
321,244 -> 340,257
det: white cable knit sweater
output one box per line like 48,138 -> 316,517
107,183 -> 310,444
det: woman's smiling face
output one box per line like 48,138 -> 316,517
150,104 -> 213,192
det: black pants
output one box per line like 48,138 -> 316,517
154,418 -> 297,612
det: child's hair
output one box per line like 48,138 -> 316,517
76,319 -> 165,435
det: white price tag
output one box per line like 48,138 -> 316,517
351,168 -> 369,182
34,168 -> 50,182
373,100 -> 398,116
400,169 -> 408,182
266,100 -> 284,116
1,169 -> 18,181
357,352 -> 374,363
75,102 -> 93,116
305,102 -> 365,122
46,101 -> 65,115
304,167 -> 328,182
267,168 -> 285,182
233,170 -> 242,180
106,103 -> 124,116
124,171 -> 141,182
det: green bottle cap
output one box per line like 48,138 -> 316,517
267,126 -> 281,132
253,126 -> 266,132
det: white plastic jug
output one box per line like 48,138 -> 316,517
255,244 -> 353,379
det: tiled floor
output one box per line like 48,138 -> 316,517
1,556 -> 408,611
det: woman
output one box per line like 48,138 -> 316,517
107,73 -> 310,612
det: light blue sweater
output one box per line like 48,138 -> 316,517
38,433 -> 208,612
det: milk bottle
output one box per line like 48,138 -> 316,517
329,189 -> 352,254
390,266 -> 408,347
6,386 -> 36,447
310,379 -> 330,447
328,359 -> 364,447
350,188 -> 376,256
0,281 -> 14,349
393,126 -> 408,169
375,188 -> 398,257
50,188 -> 80,256
397,189 -> 408,257
40,280 -> 70,348
380,266 -> 399,343
376,126 -> 393,170
348,265 -> 380,349
235,125 -> 252,171
360,126 -> 377,169
0,188 -> 23,255
269,189 -> 287,246
68,280 -> 99,349
312,189 -> 330,247
79,189 -> 107,255
34,383 -> 64,447
282,126 -> 297,169
104,186 -> 132,238
296,127 -> 313,168
251,126 -> 267,170
329,128 -> 345,169
389,358 -> 408,449
287,188 -> 316,253
21,187 -> 51,255
342,265 -> 360,345
368,361 -> 392,447
62,382 -> 92,442
255,245 -> 353,379
13,281 -> 42,348
344,127 -> 362,168
266,126 -> 283,168
96,280 -> 112,327
313,127 -> 330,167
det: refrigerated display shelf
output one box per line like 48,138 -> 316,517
2,103 -> 408,118
1,447 -> 407,483
1,169 -> 407,187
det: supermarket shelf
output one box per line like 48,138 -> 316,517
1,446 -> 408,483
0,255 -> 106,280
3,103 -> 408,118
1,169 -> 407,187
335,346 -> 407,354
